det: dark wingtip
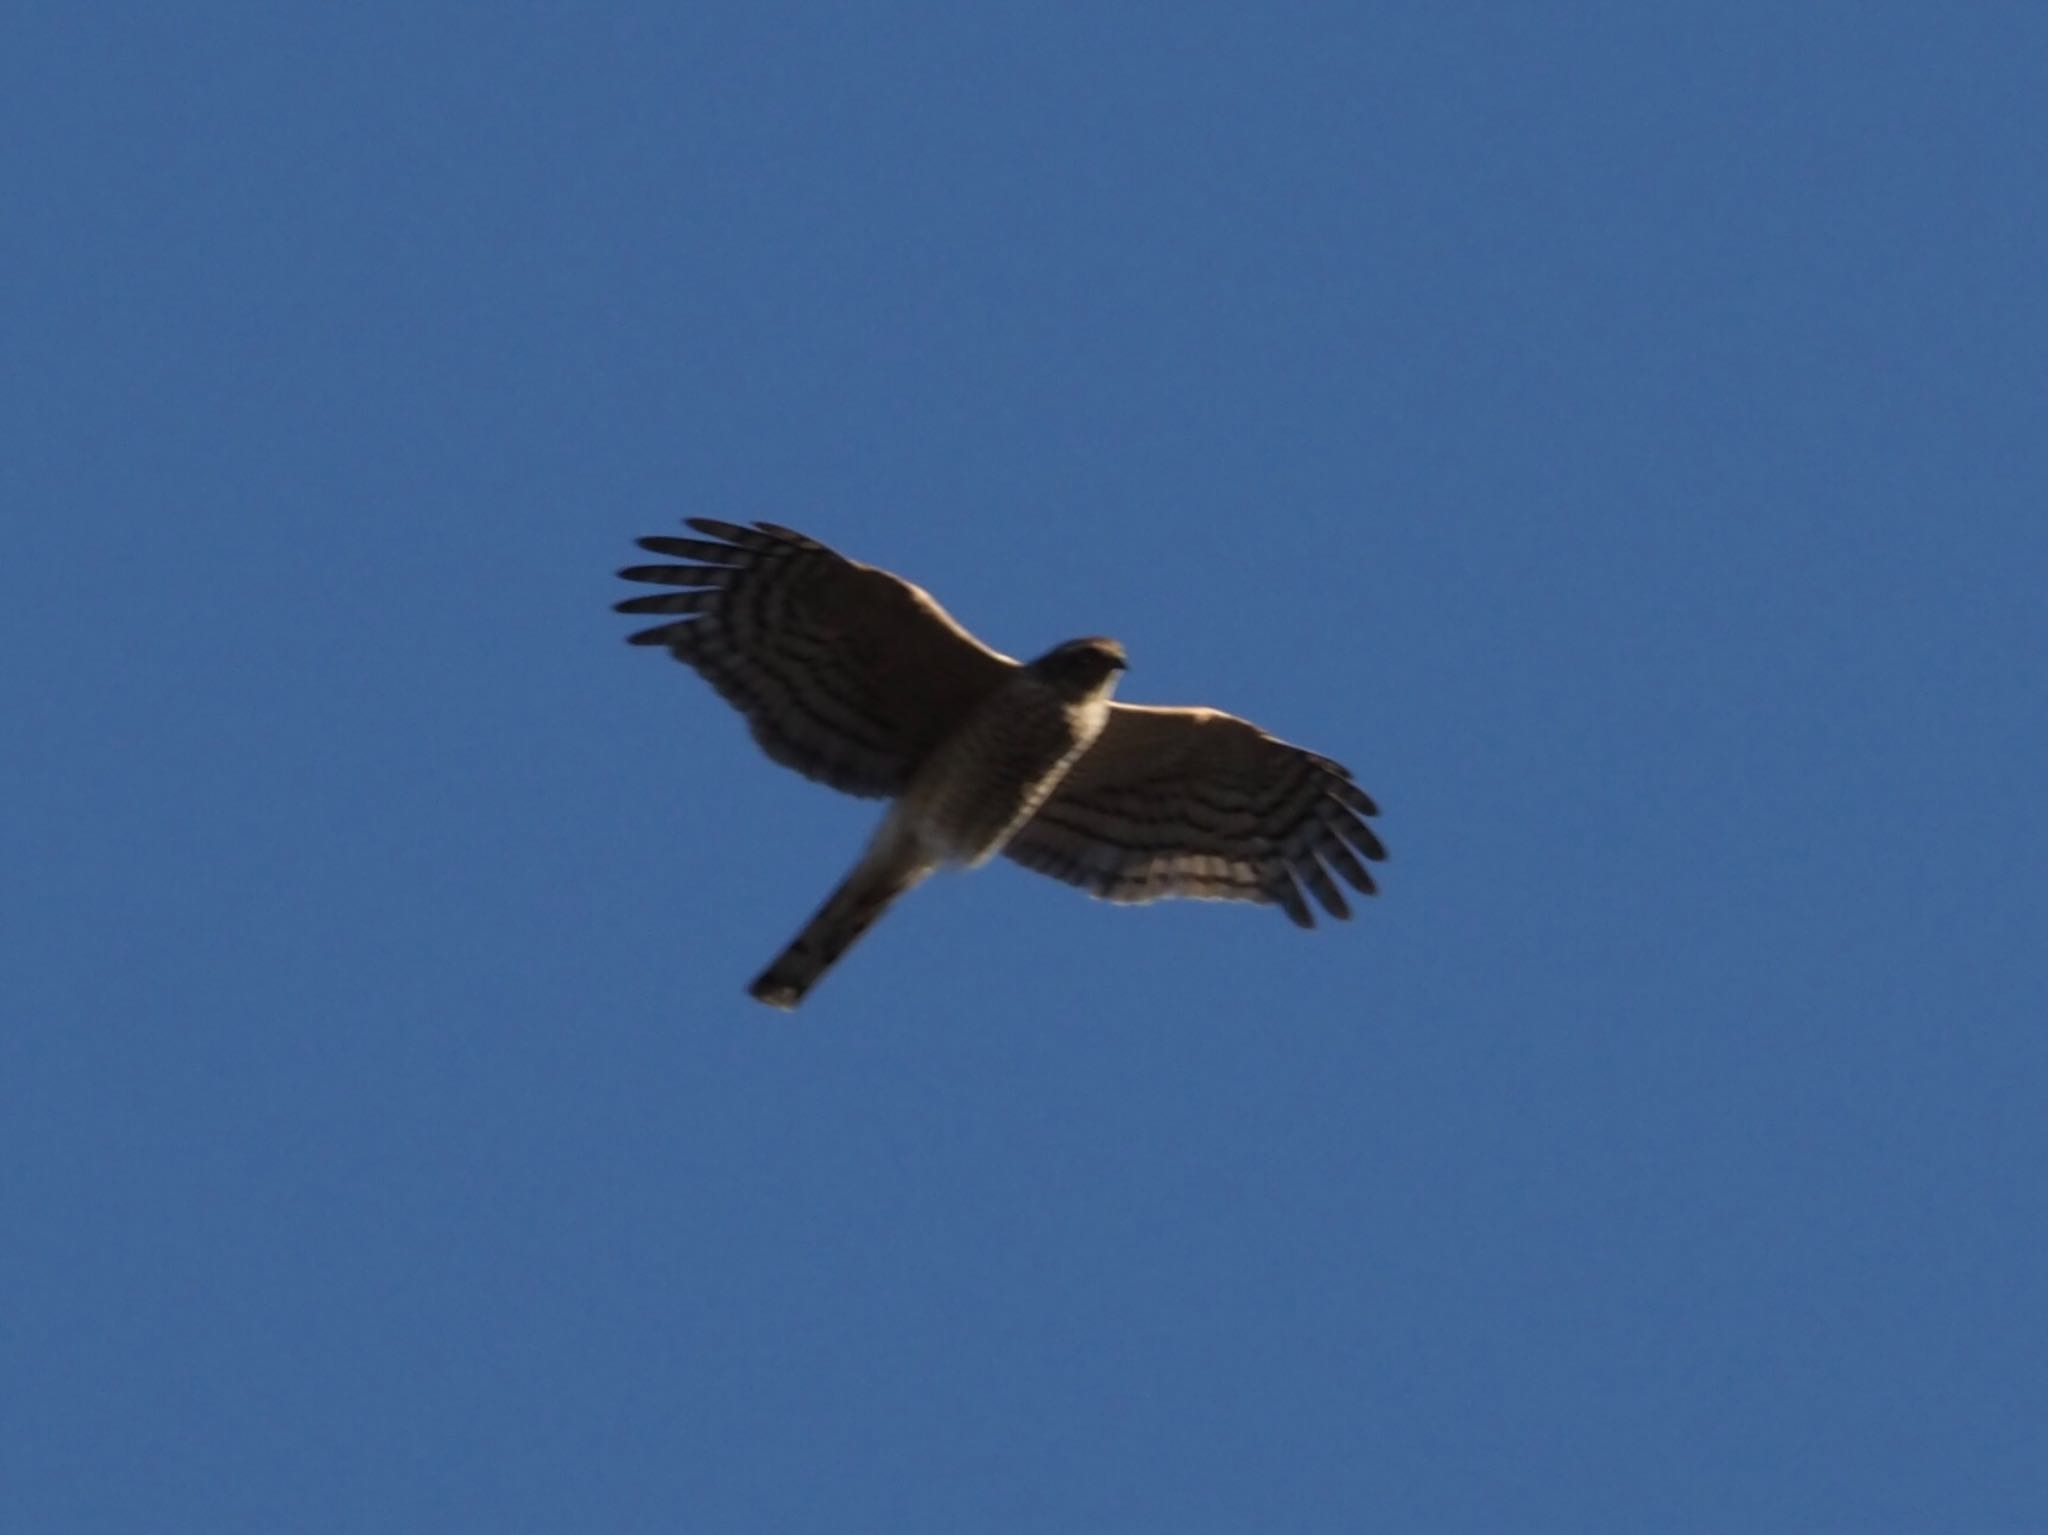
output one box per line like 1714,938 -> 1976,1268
1270,871 -> 1315,929
624,623 -> 689,646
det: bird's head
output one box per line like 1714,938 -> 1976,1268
1028,636 -> 1128,700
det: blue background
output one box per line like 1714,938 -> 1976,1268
7,4 -> 2045,1530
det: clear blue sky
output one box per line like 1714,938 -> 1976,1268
6,4 -> 2045,1531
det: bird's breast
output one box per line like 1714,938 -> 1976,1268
900,684 -> 1108,865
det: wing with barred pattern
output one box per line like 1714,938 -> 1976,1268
1003,703 -> 1386,926
616,520 -> 1015,797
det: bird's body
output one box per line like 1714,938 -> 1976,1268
743,640 -> 1124,1007
898,648 -> 1120,867
616,521 -> 1384,1009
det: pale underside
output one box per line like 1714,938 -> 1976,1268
617,519 -> 1385,928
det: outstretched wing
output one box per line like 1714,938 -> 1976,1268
1004,703 -> 1386,926
617,520 -> 1015,797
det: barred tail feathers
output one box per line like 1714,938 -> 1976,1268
748,850 -> 930,1010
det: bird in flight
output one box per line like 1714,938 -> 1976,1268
616,521 -> 1386,1009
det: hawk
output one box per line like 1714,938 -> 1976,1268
616,521 -> 1386,1008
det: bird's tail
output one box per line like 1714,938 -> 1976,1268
748,849 -> 931,1010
